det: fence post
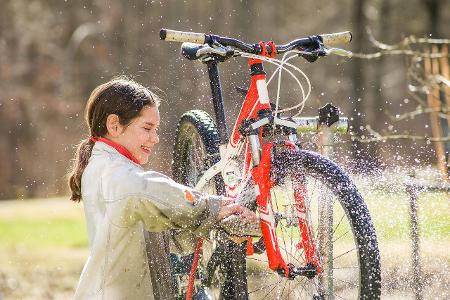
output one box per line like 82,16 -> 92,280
405,183 -> 423,300
317,124 -> 336,297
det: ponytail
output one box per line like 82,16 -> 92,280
68,138 -> 95,202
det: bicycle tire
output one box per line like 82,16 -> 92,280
172,110 -> 249,299
243,147 -> 381,299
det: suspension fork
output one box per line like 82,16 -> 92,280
292,177 -> 322,272
277,141 -> 322,273
280,141 -> 322,272
250,142 -> 290,276
249,138 -> 322,276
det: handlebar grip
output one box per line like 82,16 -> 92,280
320,31 -> 352,47
160,28 -> 206,44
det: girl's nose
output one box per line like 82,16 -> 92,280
151,132 -> 159,144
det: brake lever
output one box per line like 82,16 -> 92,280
324,47 -> 353,58
197,44 -> 227,57
297,40 -> 327,63
200,42 -> 235,62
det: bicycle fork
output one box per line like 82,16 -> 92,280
249,139 -> 323,279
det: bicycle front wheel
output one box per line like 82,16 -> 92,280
245,148 -> 381,299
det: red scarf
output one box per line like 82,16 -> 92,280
90,137 -> 140,165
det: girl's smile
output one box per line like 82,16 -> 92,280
106,106 -> 160,164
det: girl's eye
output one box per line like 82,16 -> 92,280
144,127 -> 151,132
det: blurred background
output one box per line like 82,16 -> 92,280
0,0 -> 448,200
0,0 -> 448,299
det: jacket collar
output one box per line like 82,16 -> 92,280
92,141 -> 143,168
91,137 -> 140,164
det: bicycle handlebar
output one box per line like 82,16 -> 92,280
160,29 -> 206,44
160,28 -> 352,54
320,32 -> 352,47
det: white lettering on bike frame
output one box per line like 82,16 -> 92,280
256,79 -> 270,104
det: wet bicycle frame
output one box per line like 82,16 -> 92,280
199,57 -> 324,277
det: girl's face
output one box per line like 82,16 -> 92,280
109,106 -> 160,164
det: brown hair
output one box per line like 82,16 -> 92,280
67,77 -> 160,202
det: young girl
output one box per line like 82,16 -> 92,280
68,77 -> 255,299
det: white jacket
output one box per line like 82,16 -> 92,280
74,141 -> 221,300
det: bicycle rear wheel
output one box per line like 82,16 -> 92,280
172,110 -> 248,299
173,110 -> 221,190
245,148 -> 381,299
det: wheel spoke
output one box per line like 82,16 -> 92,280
248,278 -> 280,294
258,278 -> 283,300
333,265 -> 358,270
320,229 -> 350,252
278,245 -> 303,266
332,248 -> 356,261
272,192 -> 292,267
332,213 -> 346,236
277,277 -> 288,298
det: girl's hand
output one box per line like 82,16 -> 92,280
229,236 -> 250,245
216,198 -> 257,224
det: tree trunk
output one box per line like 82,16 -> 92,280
350,0 -> 369,171
370,0 -> 392,171
423,0 -> 441,38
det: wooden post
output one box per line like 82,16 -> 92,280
439,45 -> 450,178
424,47 -> 448,181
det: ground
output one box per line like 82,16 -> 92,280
0,189 -> 448,299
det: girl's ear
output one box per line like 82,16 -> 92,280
106,114 -> 123,137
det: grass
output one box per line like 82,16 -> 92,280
0,198 -> 87,249
0,218 -> 87,248
364,191 -> 449,241
0,191 -> 448,299
1,192 -> 447,249
0,197 -> 88,299
271,185 -> 449,243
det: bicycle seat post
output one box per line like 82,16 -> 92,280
205,59 -> 229,145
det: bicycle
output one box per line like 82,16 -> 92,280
160,28 -> 381,300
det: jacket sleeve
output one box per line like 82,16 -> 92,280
101,161 -> 222,237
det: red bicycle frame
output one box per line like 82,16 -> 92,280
226,59 -> 322,277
